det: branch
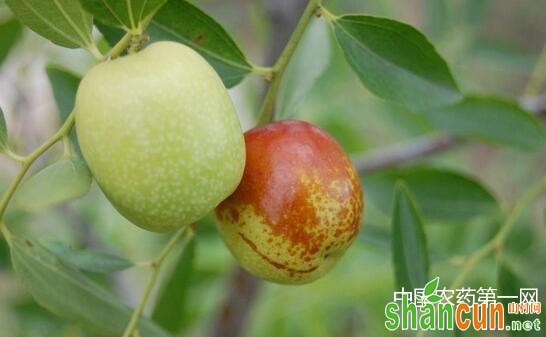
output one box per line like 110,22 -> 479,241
209,268 -> 263,337
256,0 -> 321,125
417,175 -> 546,337
209,1 -> 309,336
0,113 -> 75,220
353,95 -> 546,174
121,225 -> 195,337
353,134 -> 459,174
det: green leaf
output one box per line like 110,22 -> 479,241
0,18 -> 22,64
95,21 -> 125,48
152,239 -> 195,333
10,236 -> 170,337
79,0 -> 167,31
426,294 -> 442,303
422,96 -> 546,151
147,0 -> 252,88
331,15 -> 462,111
14,158 -> 92,211
392,182 -> 429,291
46,65 -> 84,155
44,241 -> 134,273
423,276 -> 439,296
363,166 -> 499,221
0,106 -> 7,153
278,20 -> 331,119
46,65 -> 81,123
5,0 -> 93,48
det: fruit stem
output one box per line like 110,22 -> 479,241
256,0 -> 322,125
62,136 -> 74,159
0,113 -> 75,222
121,224 -> 196,337
106,33 -> 134,60
106,16 -> 154,60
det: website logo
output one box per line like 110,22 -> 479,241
385,277 -> 541,332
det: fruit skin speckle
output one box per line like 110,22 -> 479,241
75,41 -> 246,232
216,120 -> 364,284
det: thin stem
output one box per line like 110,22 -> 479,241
121,225 -> 195,337
86,43 -> 104,61
524,43 -> 546,96
417,176 -> 546,337
318,6 -> 338,22
251,65 -> 274,79
106,32 -> 133,60
256,0 -> 321,125
0,113 -> 75,220
6,149 -> 25,163
353,134 -> 459,174
62,136 -> 73,158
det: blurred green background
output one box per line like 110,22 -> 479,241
0,0 -> 545,336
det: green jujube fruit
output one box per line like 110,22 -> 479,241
75,41 -> 246,232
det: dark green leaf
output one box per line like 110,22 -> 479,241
332,15 -> 462,111
423,276 -> 439,296
392,182 -> 429,291
0,106 -> 7,153
363,166 -> 499,221
46,65 -> 80,123
44,241 -> 133,273
14,158 -> 92,211
423,96 -> 546,151
152,239 -> 195,333
95,21 -> 125,48
10,236 -> 170,337
0,18 -> 22,64
6,0 -> 93,48
147,0 -> 252,88
80,0 -> 167,31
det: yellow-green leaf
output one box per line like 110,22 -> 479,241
10,236 -> 170,337
14,158 -> 92,211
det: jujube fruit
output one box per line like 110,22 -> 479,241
216,120 -> 363,284
75,41 -> 246,232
